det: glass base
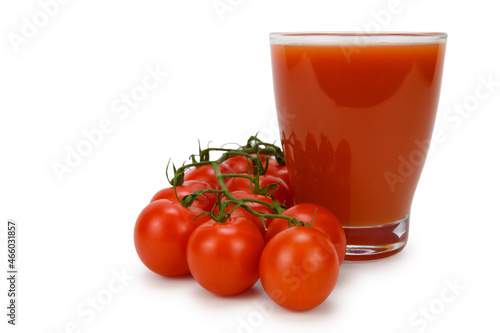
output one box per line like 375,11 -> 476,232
343,215 -> 409,261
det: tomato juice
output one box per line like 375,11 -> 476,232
270,33 -> 447,259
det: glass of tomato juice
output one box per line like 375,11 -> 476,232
269,32 -> 447,261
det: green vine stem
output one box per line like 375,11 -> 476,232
166,136 -> 306,230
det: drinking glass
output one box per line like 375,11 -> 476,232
270,32 -> 447,261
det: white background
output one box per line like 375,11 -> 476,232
1,1 -> 499,332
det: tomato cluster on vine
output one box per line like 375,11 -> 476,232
134,136 -> 346,311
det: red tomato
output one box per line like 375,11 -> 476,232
270,169 -> 292,195
186,216 -> 264,296
222,155 -> 293,191
184,164 -> 234,189
150,180 -> 216,212
259,227 -> 340,311
134,199 -> 205,277
226,174 -> 294,207
221,155 -> 253,174
265,203 -> 346,263
256,155 -> 293,190
220,191 -> 275,236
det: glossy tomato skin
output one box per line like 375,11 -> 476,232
134,199 -> 203,277
226,174 -> 294,208
150,180 -> 216,212
222,155 -> 293,191
186,216 -> 264,296
221,191 -> 274,236
269,169 -> 292,195
257,155 -> 293,191
265,203 -> 346,263
184,164 -> 234,189
259,227 -> 340,311
221,155 -> 253,174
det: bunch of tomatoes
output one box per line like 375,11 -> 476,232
134,137 -> 346,311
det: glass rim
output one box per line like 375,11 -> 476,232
269,32 -> 448,45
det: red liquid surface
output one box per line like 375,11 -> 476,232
271,42 -> 446,228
